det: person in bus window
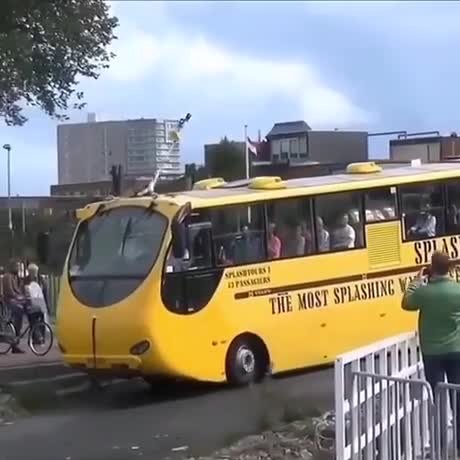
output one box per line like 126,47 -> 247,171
300,221 -> 313,255
331,214 -> 355,250
447,204 -> 460,234
316,217 -> 330,252
231,226 -> 262,264
267,222 -> 281,259
408,201 -> 437,239
282,224 -> 305,257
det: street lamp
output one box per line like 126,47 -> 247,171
2,143 -> 12,231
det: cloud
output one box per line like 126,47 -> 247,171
104,10 -> 376,129
305,1 -> 460,44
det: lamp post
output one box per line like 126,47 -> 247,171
2,144 -> 12,231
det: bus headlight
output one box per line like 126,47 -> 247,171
130,340 -> 151,355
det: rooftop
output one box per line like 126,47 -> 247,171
266,121 -> 312,138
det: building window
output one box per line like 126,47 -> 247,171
280,140 -> 289,154
299,136 -> 307,155
289,139 -> 298,154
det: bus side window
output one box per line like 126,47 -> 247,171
314,192 -> 365,252
400,183 -> 445,241
211,204 -> 266,266
266,197 -> 314,258
165,212 -> 213,272
365,187 -> 397,223
446,180 -> 460,235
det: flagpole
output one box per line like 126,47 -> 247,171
244,124 -> 249,179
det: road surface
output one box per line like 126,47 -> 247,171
0,367 -> 334,460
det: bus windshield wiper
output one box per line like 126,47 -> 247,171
120,217 -> 132,255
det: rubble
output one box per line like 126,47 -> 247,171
186,411 -> 335,460
0,387 -> 28,425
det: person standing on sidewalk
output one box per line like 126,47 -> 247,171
402,251 -> 460,453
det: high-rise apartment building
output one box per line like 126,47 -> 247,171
57,115 -> 182,184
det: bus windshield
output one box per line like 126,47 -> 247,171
68,206 -> 167,279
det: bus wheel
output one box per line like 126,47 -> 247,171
226,336 -> 267,386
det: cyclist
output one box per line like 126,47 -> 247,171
24,263 -> 48,344
2,260 -> 26,353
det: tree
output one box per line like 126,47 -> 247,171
0,0 -> 118,126
208,137 -> 247,181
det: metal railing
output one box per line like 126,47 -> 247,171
42,274 -> 61,317
351,371 -> 434,459
334,332 -> 424,460
435,382 -> 460,459
335,333 -> 460,459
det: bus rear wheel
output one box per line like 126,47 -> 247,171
226,336 -> 268,386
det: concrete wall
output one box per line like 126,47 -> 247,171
307,131 -> 368,163
390,141 -> 441,162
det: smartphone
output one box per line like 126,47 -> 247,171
422,266 -> 431,280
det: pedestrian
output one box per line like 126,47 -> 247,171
402,251 -> 460,454
1,259 -> 26,353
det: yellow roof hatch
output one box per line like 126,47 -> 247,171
192,177 -> 226,190
346,161 -> 383,174
248,176 -> 286,190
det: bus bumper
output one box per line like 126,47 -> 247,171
63,354 -> 142,373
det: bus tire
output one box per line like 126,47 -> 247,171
226,335 -> 268,386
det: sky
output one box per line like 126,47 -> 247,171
1,0 -> 460,196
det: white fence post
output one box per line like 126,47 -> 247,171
334,332 -> 436,460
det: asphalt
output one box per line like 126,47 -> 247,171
0,366 -> 334,460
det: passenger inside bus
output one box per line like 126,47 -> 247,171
348,210 -> 364,247
282,223 -> 305,258
316,217 -> 330,252
447,204 -> 460,234
408,201 -> 437,239
230,225 -> 264,265
330,213 -> 356,250
300,221 -> 313,255
267,222 -> 281,259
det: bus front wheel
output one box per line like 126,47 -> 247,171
226,335 -> 268,385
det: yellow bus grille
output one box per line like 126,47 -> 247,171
367,222 -> 401,268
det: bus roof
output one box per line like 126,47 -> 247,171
162,162 -> 460,208
86,162 -> 460,213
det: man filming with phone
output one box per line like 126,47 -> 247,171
402,251 -> 460,453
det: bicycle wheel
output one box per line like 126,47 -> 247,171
0,321 -> 16,355
28,321 -> 54,356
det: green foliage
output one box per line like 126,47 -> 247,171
0,0 -> 118,125
208,136 -> 246,181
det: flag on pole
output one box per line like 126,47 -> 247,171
247,137 -> 258,156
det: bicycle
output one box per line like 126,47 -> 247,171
0,302 -> 18,355
0,302 -> 54,356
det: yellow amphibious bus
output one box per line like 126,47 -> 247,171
53,161 -> 460,385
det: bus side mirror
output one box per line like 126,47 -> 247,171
171,221 -> 186,259
37,232 -> 50,265
171,202 -> 192,259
